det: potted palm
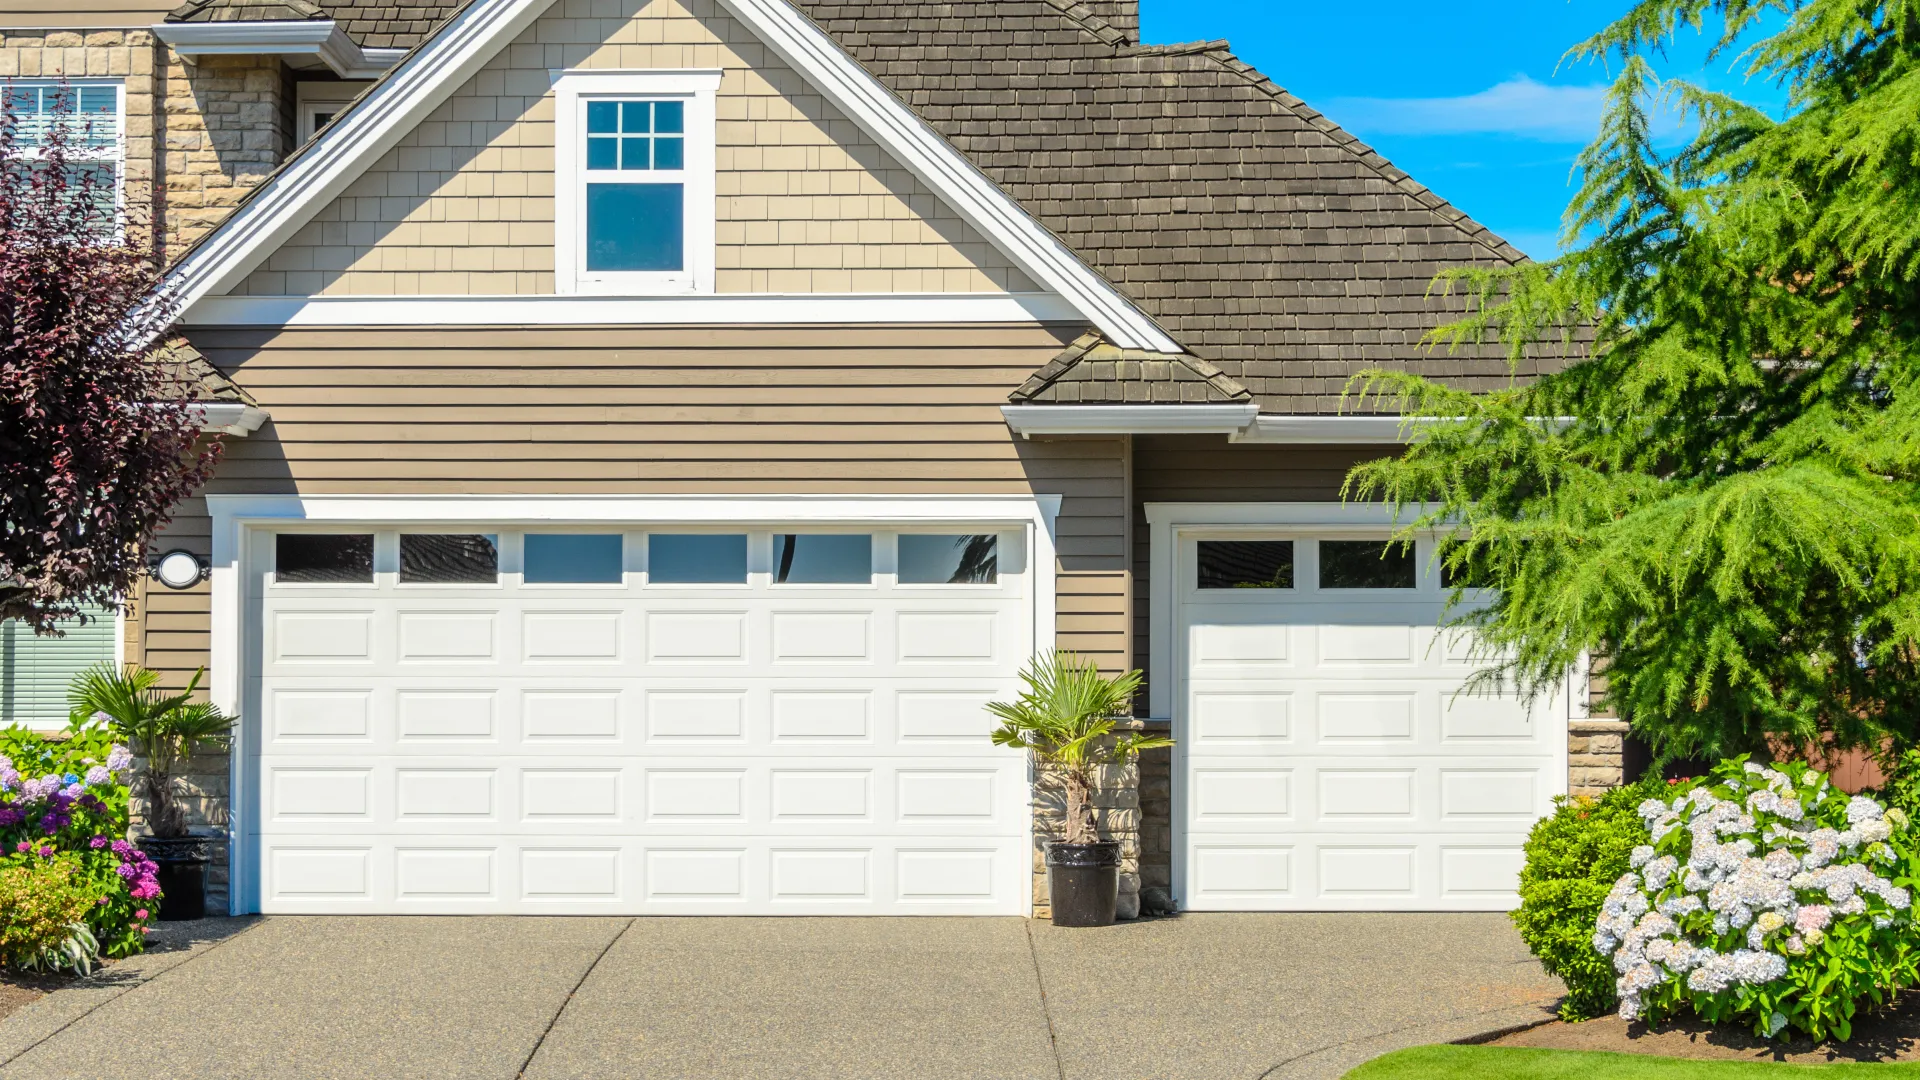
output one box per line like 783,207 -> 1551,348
70,664 -> 233,920
988,650 -> 1171,926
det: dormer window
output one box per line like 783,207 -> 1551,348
554,70 -> 719,295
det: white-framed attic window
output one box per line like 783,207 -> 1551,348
2,79 -> 125,224
295,80 -> 372,143
553,69 -> 720,296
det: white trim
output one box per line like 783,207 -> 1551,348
710,0 -> 1175,352
150,0 -> 1175,349
1001,404 -> 1258,438
144,0 -> 561,330
553,69 -> 720,295
183,292 -> 1083,326
1230,415 -> 1422,444
295,80 -> 374,142
152,20 -> 404,79
196,403 -> 269,436
207,491 -> 1060,916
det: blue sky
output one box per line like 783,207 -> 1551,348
1141,1 -> 1787,258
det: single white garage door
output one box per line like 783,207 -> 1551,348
245,527 -> 1031,914
1176,533 -> 1565,911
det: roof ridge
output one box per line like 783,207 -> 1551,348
1114,38 -> 1225,57
1030,0 -> 1129,49
1193,46 -> 1528,267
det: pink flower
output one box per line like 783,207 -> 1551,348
139,925 -> 150,934
13,841 -> 26,853
134,908 -> 149,920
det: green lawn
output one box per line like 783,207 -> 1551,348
1345,1046 -> 1920,1078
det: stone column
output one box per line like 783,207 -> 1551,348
1030,749 -> 1144,921
1569,719 -> 1630,798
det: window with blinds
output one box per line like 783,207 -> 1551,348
0,607 -> 116,727
2,81 -> 124,225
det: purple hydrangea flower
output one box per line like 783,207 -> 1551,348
84,765 -> 110,786
89,835 -> 109,849
105,745 -> 133,775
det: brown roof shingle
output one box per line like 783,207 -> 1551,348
1010,331 -> 1251,404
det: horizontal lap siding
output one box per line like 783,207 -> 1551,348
1130,435 -> 1399,705
143,323 -> 1132,683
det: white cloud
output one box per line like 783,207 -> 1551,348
1324,75 -> 1609,142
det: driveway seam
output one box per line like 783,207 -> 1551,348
515,917 -> 634,1080
1023,919 -> 1069,1080
0,917 -> 267,1070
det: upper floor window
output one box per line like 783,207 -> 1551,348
554,70 -> 719,296
3,81 -> 124,221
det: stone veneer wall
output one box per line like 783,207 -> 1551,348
1030,755 -> 1143,921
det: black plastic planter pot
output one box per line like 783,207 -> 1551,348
1046,841 -> 1120,927
136,835 -> 211,921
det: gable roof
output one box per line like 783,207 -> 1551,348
1010,331 -> 1251,405
161,0 -> 1569,415
156,0 -> 1180,353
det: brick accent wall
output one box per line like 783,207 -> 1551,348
234,0 -> 1032,297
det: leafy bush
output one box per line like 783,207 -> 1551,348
0,855 -> 103,974
1597,759 -> 1920,1040
1513,775 -> 1671,1020
0,725 -> 158,966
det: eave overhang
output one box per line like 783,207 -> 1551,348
152,20 -> 406,78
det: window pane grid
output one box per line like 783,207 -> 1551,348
584,98 -> 684,174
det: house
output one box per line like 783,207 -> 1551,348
0,0 -> 1625,918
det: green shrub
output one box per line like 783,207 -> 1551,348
1513,775 -> 1671,1019
0,854 -> 103,974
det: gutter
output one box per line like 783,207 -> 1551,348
1228,415 -> 1421,444
1000,404 -> 1260,438
195,403 -> 269,436
152,20 -> 407,79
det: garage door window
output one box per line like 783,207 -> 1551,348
1197,540 -> 1293,589
649,533 -> 747,584
399,534 -> 498,584
524,534 -> 623,584
773,534 -> 871,584
898,534 -> 997,585
1318,540 -> 1414,589
275,534 -> 373,584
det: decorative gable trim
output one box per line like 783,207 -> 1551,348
152,0 -> 557,328
156,0 -> 1179,352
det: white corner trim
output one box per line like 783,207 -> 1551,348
711,0 -> 1176,353
1001,403 -> 1259,438
552,69 -> 722,296
197,403 -> 269,435
151,20 -> 404,78
183,292 -> 1084,326
145,0 -> 563,333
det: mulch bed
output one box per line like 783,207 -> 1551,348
1491,994 -> 1920,1064
0,972 -> 64,1023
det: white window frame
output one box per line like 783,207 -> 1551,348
294,79 -> 372,143
3,78 -> 126,226
552,68 -> 720,296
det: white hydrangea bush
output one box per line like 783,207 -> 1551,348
1595,758 -> 1920,1040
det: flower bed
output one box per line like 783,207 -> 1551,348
1596,759 -> 1920,1040
0,726 -> 158,972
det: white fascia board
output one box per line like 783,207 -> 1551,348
710,0 -> 1177,353
151,20 -> 399,78
184,292 -> 1083,326
1001,403 -> 1259,438
197,403 -> 269,435
146,0 -> 562,334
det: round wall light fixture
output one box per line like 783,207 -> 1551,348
152,549 -> 207,590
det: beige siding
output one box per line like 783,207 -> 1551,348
233,0 -> 1033,298
140,323 -> 1129,686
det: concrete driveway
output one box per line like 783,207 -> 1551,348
0,913 -> 1559,1080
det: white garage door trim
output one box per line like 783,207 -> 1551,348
208,493 -> 1061,916
1145,502 -> 1578,912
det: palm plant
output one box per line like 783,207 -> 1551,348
988,651 -> 1169,846
68,664 -> 232,838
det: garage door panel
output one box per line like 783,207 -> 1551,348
1179,532 -> 1561,913
251,525 -> 1032,915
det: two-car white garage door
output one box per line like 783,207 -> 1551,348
244,526 -> 1031,915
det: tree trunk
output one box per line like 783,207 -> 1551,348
1061,767 -> 1098,845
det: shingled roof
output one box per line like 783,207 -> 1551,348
181,0 -> 1567,415
169,0 -> 329,21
